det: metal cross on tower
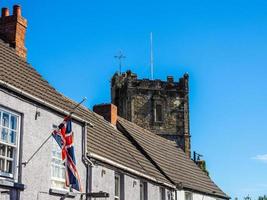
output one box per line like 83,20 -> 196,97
114,50 -> 126,74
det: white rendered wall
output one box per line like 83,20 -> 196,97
91,164 -> 174,200
176,190 -> 220,200
147,182 -> 160,200
124,174 -> 140,200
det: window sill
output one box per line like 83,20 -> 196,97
49,188 -> 76,198
0,178 -> 25,191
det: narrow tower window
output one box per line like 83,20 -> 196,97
155,104 -> 163,122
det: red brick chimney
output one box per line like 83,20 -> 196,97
93,104 -> 118,126
0,5 -> 27,59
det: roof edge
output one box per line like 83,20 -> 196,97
183,187 -> 230,199
0,80 -> 93,126
117,121 -> 176,185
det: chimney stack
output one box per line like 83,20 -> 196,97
13,5 -> 21,16
0,5 -> 27,59
1,8 -> 9,17
93,104 -> 118,126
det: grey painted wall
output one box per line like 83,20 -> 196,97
0,90 -> 86,200
147,182 -> 160,200
90,164 -> 175,200
124,174 -> 140,200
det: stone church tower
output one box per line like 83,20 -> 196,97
111,70 -> 191,157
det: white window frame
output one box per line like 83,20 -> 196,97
0,107 -> 20,180
114,173 -> 121,200
51,138 -> 67,190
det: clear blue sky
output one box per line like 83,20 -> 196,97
2,0 -> 267,198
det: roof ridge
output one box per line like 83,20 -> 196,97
116,121 -> 176,186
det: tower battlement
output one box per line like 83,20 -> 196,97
111,70 -> 191,157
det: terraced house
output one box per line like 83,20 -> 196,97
0,4 -> 229,200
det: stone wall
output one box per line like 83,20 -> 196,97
111,70 -> 191,157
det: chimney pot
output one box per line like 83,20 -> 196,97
93,104 -> 118,126
1,8 -> 9,17
13,5 -> 21,16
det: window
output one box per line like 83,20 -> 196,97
51,139 -> 66,190
140,181 -> 147,200
0,108 -> 19,178
114,173 -> 121,200
154,104 -> 163,122
160,187 -> 165,200
167,191 -> 172,200
185,192 -> 193,200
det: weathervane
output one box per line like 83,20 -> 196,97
114,50 -> 126,74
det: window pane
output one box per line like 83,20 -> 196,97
61,167 -> 65,179
1,128 -> 8,142
160,188 -> 165,200
140,183 -> 144,200
10,116 -> 17,130
7,146 -> 13,158
185,193 -> 192,200
0,158 -> 5,171
0,144 -> 5,156
51,139 -> 66,189
156,105 -> 163,122
115,176 -> 119,197
6,160 -> 12,173
10,131 -> 16,144
2,113 -> 9,128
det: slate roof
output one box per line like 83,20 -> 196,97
0,39 -> 229,199
118,117 -> 229,199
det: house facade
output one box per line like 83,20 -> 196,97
0,4 -> 229,200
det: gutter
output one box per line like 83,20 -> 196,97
81,123 -> 94,200
88,152 -> 175,189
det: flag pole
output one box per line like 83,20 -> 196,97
21,97 -> 87,167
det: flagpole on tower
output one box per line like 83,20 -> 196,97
150,32 -> 154,80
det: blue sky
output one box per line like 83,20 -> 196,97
2,0 -> 267,198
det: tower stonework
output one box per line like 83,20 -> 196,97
111,70 -> 191,157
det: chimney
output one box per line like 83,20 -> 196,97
93,104 -> 118,126
0,5 -> 27,59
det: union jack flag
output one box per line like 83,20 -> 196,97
52,117 -> 82,191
